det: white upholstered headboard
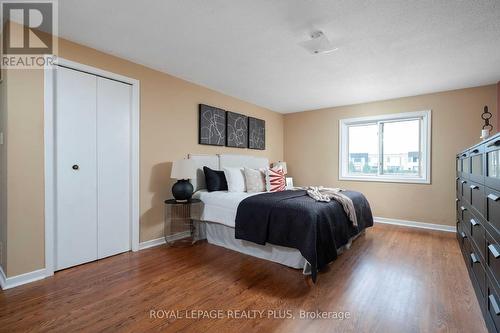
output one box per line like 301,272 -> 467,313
188,154 -> 219,191
188,154 -> 270,191
218,154 -> 269,170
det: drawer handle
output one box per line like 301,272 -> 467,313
489,244 -> 500,259
460,231 -> 467,239
471,149 -> 479,154
490,294 -> 500,315
470,185 -> 479,190
460,206 -> 467,211
470,253 -> 479,263
462,153 -> 467,157
470,219 -> 478,226
487,140 -> 500,148
488,194 -> 500,202
461,180 -> 467,184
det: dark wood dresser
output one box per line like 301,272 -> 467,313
457,132 -> 500,332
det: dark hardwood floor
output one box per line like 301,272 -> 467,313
0,224 -> 487,332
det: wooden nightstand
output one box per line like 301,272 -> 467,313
164,199 -> 202,246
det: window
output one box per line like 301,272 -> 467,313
339,110 -> 431,184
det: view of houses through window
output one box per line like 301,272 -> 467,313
347,119 -> 421,176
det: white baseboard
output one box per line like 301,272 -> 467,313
0,266 -> 48,290
139,231 -> 192,250
374,216 -> 456,233
138,237 -> 166,250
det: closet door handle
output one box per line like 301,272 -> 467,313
460,206 -> 467,211
461,180 -> 467,184
490,294 -> 500,315
72,164 -> 79,170
470,185 -> 479,190
460,231 -> 467,239
489,244 -> 500,259
470,219 -> 478,226
488,194 -> 500,202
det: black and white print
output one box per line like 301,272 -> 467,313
226,111 -> 248,148
248,117 -> 265,150
199,104 -> 226,146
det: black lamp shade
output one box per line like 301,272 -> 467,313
172,179 -> 194,201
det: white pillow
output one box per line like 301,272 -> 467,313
223,167 -> 246,192
243,167 -> 266,193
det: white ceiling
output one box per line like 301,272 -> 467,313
58,0 -> 500,113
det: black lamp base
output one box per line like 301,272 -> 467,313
172,179 -> 194,202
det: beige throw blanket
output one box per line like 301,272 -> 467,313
297,186 -> 358,226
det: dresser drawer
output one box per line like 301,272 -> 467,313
468,181 -> 486,218
485,138 -> 500,190
486,187 -> 500,234
460,151 -> 470,179
470,216 -> 486,260
458,225 -> 468,249
470,250 -> 486,297
469,145 -> 485,184
460,179 -> 469,203
456,198 -> 462,222
487,233 -> 500,287
487,281 -> 500,332
463,235 -> 472,265
462,206 -> 471,237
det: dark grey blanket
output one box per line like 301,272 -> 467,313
235,190 -> 373,282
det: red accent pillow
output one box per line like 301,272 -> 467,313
268,167 -> 286,192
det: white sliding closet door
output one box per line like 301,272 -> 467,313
55,67 -> 98,270
97,77 -> 131,259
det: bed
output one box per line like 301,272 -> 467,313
189,154 -> 374,282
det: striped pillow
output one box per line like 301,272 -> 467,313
266,167 -> 286,192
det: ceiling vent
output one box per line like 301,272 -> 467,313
299,30 -> 338,55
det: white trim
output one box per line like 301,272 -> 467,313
339,110 -> 431,184
0,266 -> 47,290
44,57 -> 141,278
139,237 -> 166,250
44,56 -> 55,276
138,231 -> 193,250
374,217 -> 456,233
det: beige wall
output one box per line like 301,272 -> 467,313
284,85 -> 498,227
5,68 -> 46,276
3,37 -> 284,277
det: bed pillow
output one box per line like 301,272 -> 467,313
203,166 -> 228,192
266,167 -> 286,192
243,167 -> 266,193
223,167 -> 246,192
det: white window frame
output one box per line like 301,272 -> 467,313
339,110 -> 431,184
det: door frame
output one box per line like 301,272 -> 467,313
44,57 -> 140,276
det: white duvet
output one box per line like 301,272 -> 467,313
192,190 -> 262,227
